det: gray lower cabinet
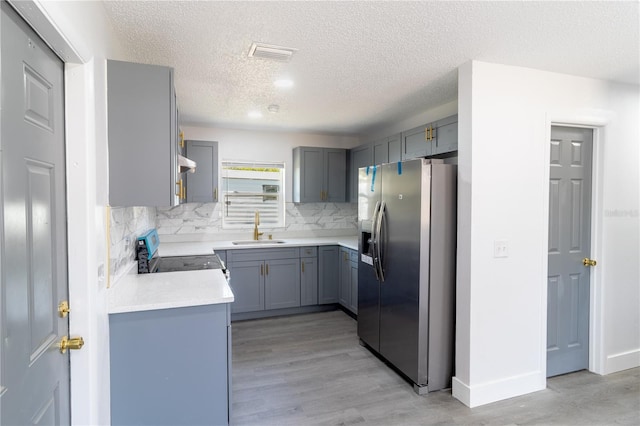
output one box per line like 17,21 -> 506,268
109,303 -> 231,425
349,250 -> 358,313
339,248 -> 358,314
318,246 -> 339,304
227,248 -> 301,314
228,259 -> 264,313
185,140 -> 219,202
107,60 -> 179,207
300,247 -> 318,306
265,258 -> 301,310
216,250 -> 227,264
339,248 -> 351,307
293,147 -> 347,202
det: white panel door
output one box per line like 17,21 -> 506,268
1,2 -> 70,424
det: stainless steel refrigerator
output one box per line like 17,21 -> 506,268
357,158 -> 456,394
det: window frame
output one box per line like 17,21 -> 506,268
220,160 -> 286,230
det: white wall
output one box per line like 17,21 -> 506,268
22,1 -> 133,424
454,60 -> 640,407
182,126 -> 361,202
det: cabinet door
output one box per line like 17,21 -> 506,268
228,260 -> 264,313
324,149 -> 347,202
350,145 -> 373,202
265,258 -> 301,310
293,147 -> 323,202
388,134 -> 402,163
339,248 -> 351,307
109,304 -> 230,425
401,124 -> 432,160
318,246 -> 339,304
373,139 -> 389,166
186,140 -> 219,203
300,256 -> 318,306
434,121 -> 458,155
107,60 -> 176,207
350,259 -> 358,314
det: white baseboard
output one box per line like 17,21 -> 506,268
452,371 -> 545,408
605,348 -> 640,374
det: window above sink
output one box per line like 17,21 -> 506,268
221,161 -> 285,229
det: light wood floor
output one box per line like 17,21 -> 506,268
231,310 -> 640,425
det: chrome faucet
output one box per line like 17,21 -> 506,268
253,210 -> 263,240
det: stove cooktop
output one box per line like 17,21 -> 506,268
152,254 -> 225,273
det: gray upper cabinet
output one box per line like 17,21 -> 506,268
293,147 -> 347,203
401,124 -> 433,160
349,145 -> 373,203
433,114 -> 458,155
388,133 -> 402,163
400,114 -> 458,160
107,60 -> 178,207
185,140 -> 219,203
372,133 -> 401,166
373,138 -> 389,165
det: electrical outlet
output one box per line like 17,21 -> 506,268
494,240 -> 509,258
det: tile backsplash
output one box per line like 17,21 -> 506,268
156,202 -> 357,240
109,206 -> 157,279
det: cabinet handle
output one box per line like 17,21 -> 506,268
214,187 -> 218,202
344,252 -> 348,261
176,179 -> 183,198
430,125 -> 435,141
179,131 -> 185,148
266,264 -> 269,275
260,264 -> 264,276
302,261 -> 305,273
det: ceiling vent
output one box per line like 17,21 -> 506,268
248,42 -> 297,62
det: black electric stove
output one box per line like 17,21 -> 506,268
136,229 -> 226,274
152,254 -> 225,273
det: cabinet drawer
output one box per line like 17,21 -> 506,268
228,247 -> 300,262
300,246 -> 318,258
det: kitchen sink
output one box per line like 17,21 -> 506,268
232,240 -> 286,245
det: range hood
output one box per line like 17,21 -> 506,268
178,154 -> 196,173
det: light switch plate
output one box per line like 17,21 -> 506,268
494,240 -> 509,258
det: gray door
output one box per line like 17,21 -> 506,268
547,126 -> 594,377
1,2 -> 70,424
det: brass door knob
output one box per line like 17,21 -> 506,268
582,258 -> 597,267
58,300 -> 70,318
59,336 -> 85,354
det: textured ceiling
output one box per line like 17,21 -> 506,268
101,1 -> 639,135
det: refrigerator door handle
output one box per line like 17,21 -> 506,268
376,201 -> 386,282
371,201 -> 381,281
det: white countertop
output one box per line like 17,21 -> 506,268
108,269 -> 234,314
158,236 -> 358,257
109,235 -> 356,315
